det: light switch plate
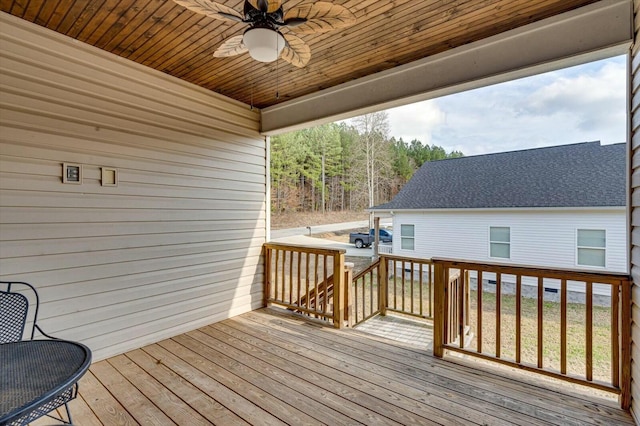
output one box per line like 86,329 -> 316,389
101,167 -> 118,187
62,163 -> 82,184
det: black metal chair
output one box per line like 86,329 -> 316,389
0,281 -> 79,425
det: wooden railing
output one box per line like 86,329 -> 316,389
432,258 -> 631,410
351,261 -> 381,324
263,243 -> 347,328
349,255 -> 434,325
263,246 -> 631,409
381,255 -> 434,320
443,269 -> 470,347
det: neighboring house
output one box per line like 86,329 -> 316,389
373,142 -> 627,281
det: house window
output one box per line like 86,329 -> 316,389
400,224 -> 414,250
489,227 -> 510,259
577,229 -> 606,267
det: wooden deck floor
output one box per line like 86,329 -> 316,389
38,308 -> 634,425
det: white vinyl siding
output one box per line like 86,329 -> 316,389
630,3 -> 640,419
0,14 -> 265,361
489,226 -> 510,259
393,209 -> 626,274
576,229 -> 606,267
400,224 -> 415,250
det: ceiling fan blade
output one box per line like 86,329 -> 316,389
284,2 -> 355,34
247,0 -> 282,14
218,12 -> 243,22
171,0 -> 244,23
213,35 -> 249,57
280,33 -> 311,68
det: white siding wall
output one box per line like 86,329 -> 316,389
630,0 -> 640,420
0,13 -> 265,361
392,209 -> 627,273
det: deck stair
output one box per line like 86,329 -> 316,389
290,275 -> 335,312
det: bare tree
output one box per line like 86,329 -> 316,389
352,112 -> 391,226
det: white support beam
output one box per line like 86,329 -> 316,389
261,0 -> 632,135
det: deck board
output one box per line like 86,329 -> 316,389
67,308 -> 634,425
247,309 -> 627,425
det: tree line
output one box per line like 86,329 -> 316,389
270,111 -> 463,213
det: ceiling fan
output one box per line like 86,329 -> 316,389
172,0 -> 356,67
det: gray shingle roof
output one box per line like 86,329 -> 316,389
373,142 -> 625,210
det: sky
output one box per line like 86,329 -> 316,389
383,55 -> 626,156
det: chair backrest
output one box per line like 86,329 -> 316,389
0,281 -> 41,343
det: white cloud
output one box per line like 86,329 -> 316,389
384,56 -> 626,156
386,101 -> 446,144
522,60 -> 625,134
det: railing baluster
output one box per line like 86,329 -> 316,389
264,247 -> 271,307
393,260 -> 397,310
289,250 -> 293,305
314,254 -> 319,316
444,267 -> 450,344
297,252 -> 302,309
560,278 -> 567,375
333,252 -> 345,328
465,271 -> 470,330
537,276 -> 543,369
496,272 -> 501,358
380,257 -> 388,316
323,254 -> 328,316
429,264 -> 434,316
586,281 -> 593,381
369,270 -> 374,318
274,249 -> 280,302
515,274 -> 521,363
402,261 -> 406,312
459,269 -> 465,348
282,250 -> 288,304
354,275 -> 360,323
419,263 -> 424,317
363,272 -> 367,318
478,270 -> 483,354
410,262 -> 415,314
305,252 -> 310,313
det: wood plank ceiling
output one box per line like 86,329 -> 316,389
1,0 -> 599,109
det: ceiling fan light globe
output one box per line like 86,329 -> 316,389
243,28 -> 285,62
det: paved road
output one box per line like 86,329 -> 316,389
270,219 -> 392,257
271,219 -> 392,239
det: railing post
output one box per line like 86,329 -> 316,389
263,246 -> 271,308
344,262 -> 354,327
433,260 -> 446,358
373,216 -> 380,259
379,256 -> 388,316
620,278 -> 631,410
333,252 -> 346,328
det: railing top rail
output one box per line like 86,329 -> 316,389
352,259 -> 381,282
264,242 -> 346,256
381,254 -> 434,264
432,257 -> 630,285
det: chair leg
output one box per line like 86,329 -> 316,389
64,401 -> 73,425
